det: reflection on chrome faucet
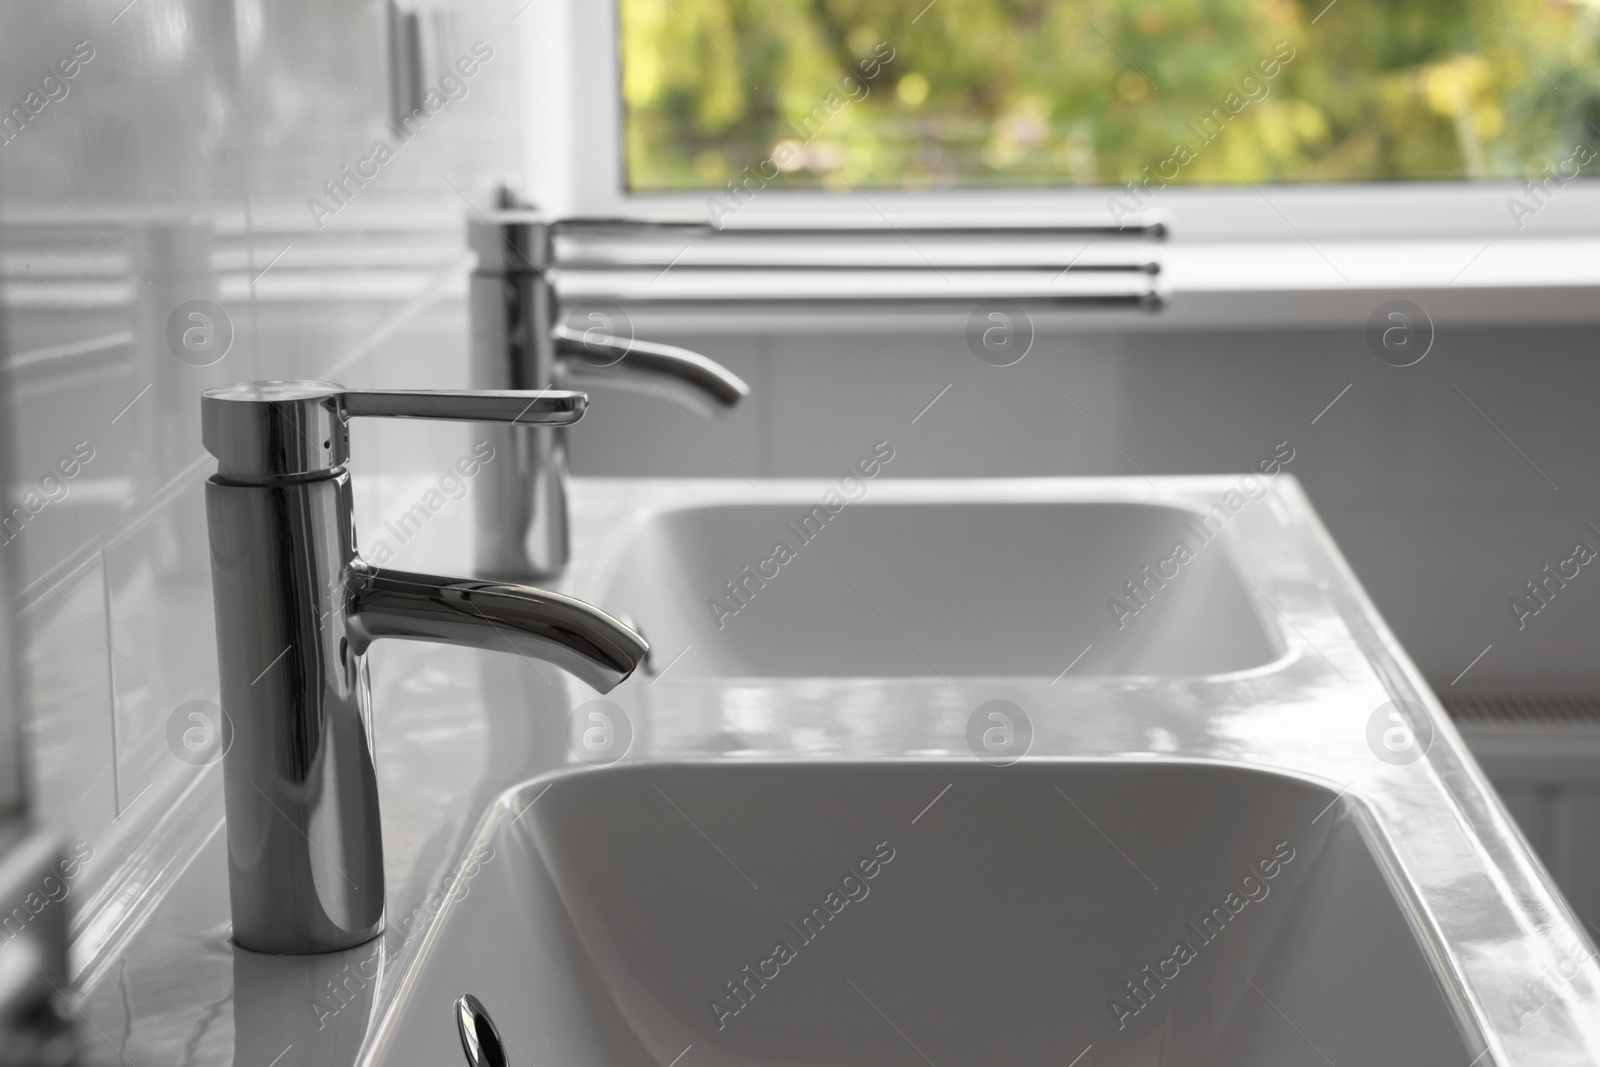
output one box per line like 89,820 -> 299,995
203,381 -> 646,954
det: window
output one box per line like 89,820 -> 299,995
619,0 -> 1600,194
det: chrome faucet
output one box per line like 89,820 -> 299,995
468,205 -> 749,579
202,381 -> 648,955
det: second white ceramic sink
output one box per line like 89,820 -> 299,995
599,497 -> 1285,679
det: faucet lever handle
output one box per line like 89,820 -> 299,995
203,380 -> 587,484
340,388 -> 586,425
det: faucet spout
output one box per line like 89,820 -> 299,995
552,327 -> 749,417
346,565 -> 646,692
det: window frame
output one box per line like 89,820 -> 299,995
519,0 -> 1600,305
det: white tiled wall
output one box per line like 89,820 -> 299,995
0,0 -> 529,937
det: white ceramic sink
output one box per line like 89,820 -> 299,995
366,761 -> 1476,1066
599,497 -> 1284,679
330,478 -> 1600,1067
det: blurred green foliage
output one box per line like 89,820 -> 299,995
620,0 -> 1600,189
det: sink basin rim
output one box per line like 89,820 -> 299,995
586,481 -> 1297,681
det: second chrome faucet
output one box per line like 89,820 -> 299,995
468,203 -> 749,579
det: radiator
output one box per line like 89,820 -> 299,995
1444,689 -> 1600,938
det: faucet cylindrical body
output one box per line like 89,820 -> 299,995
470,214 -> 569,579
207,471 -> 385,954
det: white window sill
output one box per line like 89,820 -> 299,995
1152,236 -> 1600,328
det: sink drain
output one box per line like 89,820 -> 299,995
454,994 -> 508,1067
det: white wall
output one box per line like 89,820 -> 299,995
0,0 -> 529,926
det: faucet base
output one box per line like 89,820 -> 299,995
208,474 -> 387,956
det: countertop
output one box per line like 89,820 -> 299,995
64,476 -> 1600,1066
